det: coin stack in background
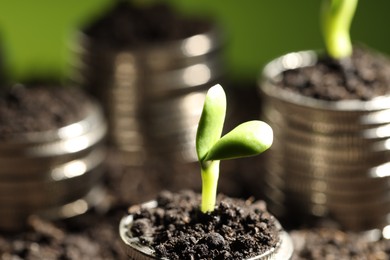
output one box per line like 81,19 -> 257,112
73,3 -> 224,165
93,27 -> 223,164
0,98 -> 107,231
258,51 -> 390,231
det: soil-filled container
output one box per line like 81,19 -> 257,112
73,2 -> 224,164
0,86 -> 107,231
258,49 -> 390,231
119,191 -> 293,260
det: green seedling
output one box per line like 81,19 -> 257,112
321,0 -> 358,60
321,0 -> 358,87
196,84 -> 273,213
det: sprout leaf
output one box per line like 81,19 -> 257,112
196,84 -> 226,163
205,121 -> 273,161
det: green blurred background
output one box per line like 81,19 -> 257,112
0,0 -> 389,84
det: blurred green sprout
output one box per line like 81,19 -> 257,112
196,84 -> 273,213
321,0 -> 358,59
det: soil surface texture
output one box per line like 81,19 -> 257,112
84,1 -> 211,49
276,47 -> 390,100
129,190 -> 280,260
290,228 -> 390,260
0,85 -> 89,138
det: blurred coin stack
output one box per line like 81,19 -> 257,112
0,96 -> 107,231
73,2 -> 224,165
259,51 -> 390,231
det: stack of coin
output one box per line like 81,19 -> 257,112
0,99 -> 107,231
259,50 -> 390,231
75,21 -> 223,165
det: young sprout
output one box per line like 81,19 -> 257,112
196,84 -> 273,213
321,0 -> 358,60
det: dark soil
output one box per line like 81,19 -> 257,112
290,228 -> 390,260
84,1 -> 211,49
0,85 -> 90,138
0,215 -> 125,259
275,47 -> 390,100
129,190 -> 280,260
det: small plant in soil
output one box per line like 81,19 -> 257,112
277,0 -> 390,101
196,84 -> 273,213
122,85 -> 286,259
